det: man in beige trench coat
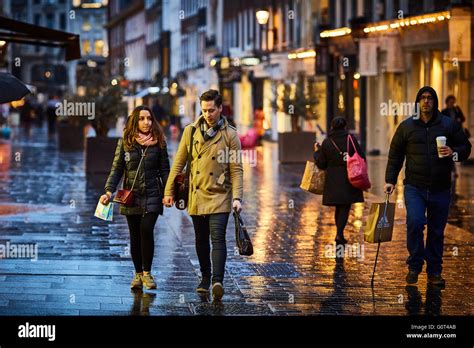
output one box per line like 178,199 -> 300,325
163,89 -> 243,301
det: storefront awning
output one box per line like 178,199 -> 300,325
0,15 -> 80,61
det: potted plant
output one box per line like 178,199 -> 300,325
56,94 -> 88,151
277,75 -> 320,164
85,84 -> 127,177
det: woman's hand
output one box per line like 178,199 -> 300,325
163,195 -> 174,207
383,184 -> 394,194
100,192 -> 112,205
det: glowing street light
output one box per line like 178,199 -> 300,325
256,9 -> 270,25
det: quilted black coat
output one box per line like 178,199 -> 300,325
105,138 -> 170,215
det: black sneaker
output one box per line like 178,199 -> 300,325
196,276 -> 211,293
427,275 -> 445,288
406,270 -> 419,284
212,282 -> 224,301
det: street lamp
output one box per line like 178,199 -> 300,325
255,8 -> 275,55
256,9 -> 270,25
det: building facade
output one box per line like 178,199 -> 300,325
70,0 -> 108,95
9,0 -> 72,95
323,0 -> 473,155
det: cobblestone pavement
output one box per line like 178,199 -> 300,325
0,126 -> 472,316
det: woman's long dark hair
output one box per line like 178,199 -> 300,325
330,116 -> 347,131
123,105 -> 166,150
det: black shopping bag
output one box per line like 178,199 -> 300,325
233,210 -> 253,256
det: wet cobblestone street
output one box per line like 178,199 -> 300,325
0,126 -> 472,316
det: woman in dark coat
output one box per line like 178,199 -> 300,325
100,105 -> 170,290
314,117 -> 365,245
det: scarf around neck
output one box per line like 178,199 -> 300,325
135,132 -> 157,146
201,117 -> 225,141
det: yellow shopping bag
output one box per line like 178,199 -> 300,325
364,195 -> 395,243
300,161 -> 325,195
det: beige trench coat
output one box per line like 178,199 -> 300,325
164,115 -> 243,215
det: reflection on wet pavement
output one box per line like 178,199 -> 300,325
0,126 -> 472,315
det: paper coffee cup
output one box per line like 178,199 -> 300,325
436,136 -> 447,158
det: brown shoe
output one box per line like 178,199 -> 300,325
130,273 -> 143,289
212,282 -> 224,301
142,272 -> 157,289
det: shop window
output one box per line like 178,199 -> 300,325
83,40 -> 91,54
94,40 -> 104,55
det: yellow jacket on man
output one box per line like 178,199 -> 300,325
164,115 -> 243,215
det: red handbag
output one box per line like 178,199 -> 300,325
114,147 -> 148,206
329,134 -> 371,190
346,135 -> 371,190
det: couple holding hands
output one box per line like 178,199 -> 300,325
99,89 -> 243,302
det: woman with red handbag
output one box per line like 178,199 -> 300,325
313,117 -> 367,245
100,106 -> 170,290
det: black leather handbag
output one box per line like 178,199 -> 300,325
233,210 -> 253,256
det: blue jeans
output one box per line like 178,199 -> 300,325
191,213 -> 229,283
404,184 -> 451,275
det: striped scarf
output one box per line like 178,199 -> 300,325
201,117 -> 225,141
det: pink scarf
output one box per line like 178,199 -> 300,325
135,132 -> 158,146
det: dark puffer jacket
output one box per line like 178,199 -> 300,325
105,138 -> 170,215
385,86 -> 471,191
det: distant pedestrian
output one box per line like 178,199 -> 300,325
163,89 -> 243,301
222,100 -> 236,128
384,86 -> 471,288
47,96 -> 60,134
152,100 -> 169,130
253,106 -> 265,144
20,96 -> 34,130
314,117 -> 365,245
441,95 -> 470,138
100,105 -> 170,290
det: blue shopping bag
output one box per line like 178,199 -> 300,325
94,201 -> 114,221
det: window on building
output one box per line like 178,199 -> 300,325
407,0 -> 423,16
392,0 -> 400,19
34,14 -> 41,26
364,0 -> 373,22
181,37 -> 189,69
60,13 -> 66,30
433,0 -> 450,11
247,9 -> 252,46
236,15 -> 239,49
375,0 -> 385,20
94,15 -> 103,28
288,0 -> 294,48
94,40 -> 104,55
83,40 -> 91,54
198,31 -> 205,65
46,13 -> 54,29
341,0 -> 346,26
82,20 -> 91,32
295,1 -> 301,47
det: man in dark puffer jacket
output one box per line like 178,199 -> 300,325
384,86 -> 471,288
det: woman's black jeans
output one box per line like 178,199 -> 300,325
125,212 -> 159,273
191,213 -> 230,284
